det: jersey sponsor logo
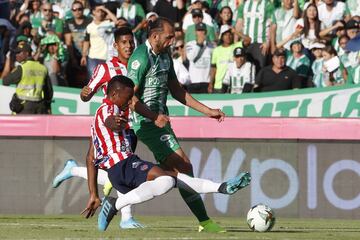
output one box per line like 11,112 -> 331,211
140,164 -> 148,171
132,161 -> 141,168
131,60 -> 140,70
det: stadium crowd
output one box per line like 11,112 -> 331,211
0,0 -> 359,112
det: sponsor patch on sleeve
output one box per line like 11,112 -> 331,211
131,60 -> 140,70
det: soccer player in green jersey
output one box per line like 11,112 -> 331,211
127,17 -> 241,233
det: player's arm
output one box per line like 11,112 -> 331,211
82,142 -> 101,218
104,115 -> 128,132
131,87 -> 170,127
80,64 -> 106,102
127,53 -> 170,127
168,66 -> 225,122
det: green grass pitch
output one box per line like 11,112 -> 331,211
0,215 -> 359,240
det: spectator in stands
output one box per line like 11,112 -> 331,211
223,47 -> 256,94
184,9 -> 216,45
331,20 -> 346,54
38,2 -> 64,39
185,22 -> 213,93
81,4 -> 117,81
0,19 -> 16,73
321,45 -> 347,86
2,43 -> 53,114
173,39 -> 190,90
214,6 -> 234,35
345,0 -> 360,20
64,0 -> 91,20
235,0 -> 275,72
296,4 -> 343,52
254,48 -> 301,92
344,19 -> 359,83
309,42 -> 326,87
182,0 -> 214,32
17,0 -> 42,29
318,0 -> 346,29
64,0 -> 92,88
1,35 -> 30,80
8,0 -> 22,28
209,25 -> 247,93
38,34 -> 69,86
271,0 -> 301,52
153,0 -> 186,23
116,0 -> 145,42
174,22 -> 184,40
286,40 -> 311,88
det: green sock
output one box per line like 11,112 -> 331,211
178,173 -> 210,223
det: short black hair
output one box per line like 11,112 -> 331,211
72,0 -> 84,8
107,75 -> 135,95
114,26 -> 133,41
147,17 -> 174,36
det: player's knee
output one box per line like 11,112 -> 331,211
153,176 -> 175,196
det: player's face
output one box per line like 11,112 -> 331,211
114,34 -> 135,61
157,23 -> 175,53
113,87 -> 134,110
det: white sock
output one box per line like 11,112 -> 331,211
176,173 -> 221,194
70,167 -> 108,185
115,176 -> 174,210
117,191 -> 133,221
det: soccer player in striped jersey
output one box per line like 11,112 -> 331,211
81,75 -> 251,231
53,27 -> 143,229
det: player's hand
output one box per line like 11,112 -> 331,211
80,86 -> 92,99
114,115 -> 128,128
207,109 -> 225,122
154,114 -> 170,128
81,195 -> 101,218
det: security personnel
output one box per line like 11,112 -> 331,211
3,43 -> 53,114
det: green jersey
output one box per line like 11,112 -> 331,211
286,53 -> 311,78
127,40 -> 177,124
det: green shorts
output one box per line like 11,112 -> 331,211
133,122 -> 180,163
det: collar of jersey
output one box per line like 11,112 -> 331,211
102,98 -> 114,105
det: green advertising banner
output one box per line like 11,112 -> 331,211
1,82 -> 360,117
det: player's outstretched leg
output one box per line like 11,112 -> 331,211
98,196 -> 118,231
52,159 -> 78,188
218,172 -> 252,195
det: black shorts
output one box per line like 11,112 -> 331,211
106,154 -> 154,194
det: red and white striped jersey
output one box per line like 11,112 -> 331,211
87,56 -> 132,129
91,98 -> 133,170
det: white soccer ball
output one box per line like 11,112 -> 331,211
246,203 -> 276,232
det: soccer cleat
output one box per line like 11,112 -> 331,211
103,180 -> 113,196
198,219 -> 226,233
52,159 -> 78,188
98,196 -> 118,231
224,172 -> 251,195
120,217 -> 145,229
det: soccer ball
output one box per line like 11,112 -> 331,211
246,204 -> 276,232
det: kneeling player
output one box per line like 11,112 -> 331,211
81,75 -> 251,231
